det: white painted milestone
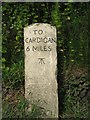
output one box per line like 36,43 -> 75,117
24,23 -> 58,118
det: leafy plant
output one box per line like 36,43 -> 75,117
2,60 -> 24,89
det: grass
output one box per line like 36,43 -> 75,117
60,64 -> 89,119
2,86 -> 46,118
2,62 -> 89,119
2,86 -> 25,118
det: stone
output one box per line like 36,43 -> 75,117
24,23 -> 58,118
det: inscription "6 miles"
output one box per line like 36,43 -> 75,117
26,45 -> 52,52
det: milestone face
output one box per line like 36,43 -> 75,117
24,23 -> 58,118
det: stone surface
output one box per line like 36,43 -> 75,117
24,23 -> 58,118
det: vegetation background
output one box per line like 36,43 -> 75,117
2,2 -> 89,119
